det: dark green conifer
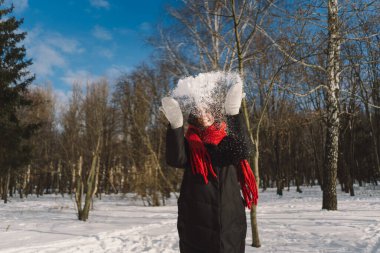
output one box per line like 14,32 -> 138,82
0,0 -> 35,202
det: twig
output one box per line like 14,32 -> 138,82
277,84 -> 328,97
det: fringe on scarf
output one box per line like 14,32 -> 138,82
188,145 -> 217,184
238,160 -> 258,209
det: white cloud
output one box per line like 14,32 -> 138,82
54,88 -> 72,113
25,27 -> 83,54
24,26 -> 84,78
45,33 -> 84,54
105,65 -> 130,78
139,22 -> 152,32
30,44 -> 66,77
98,48 -> 114,59
61,70 -> 101,86
115,27 -> 135,36
92,25 -> 112,40
61,66 -> 130,87
5,0 -> 29,13
53,88 -> 73,132
105,65 -> 130,83
89,0 -> 110,9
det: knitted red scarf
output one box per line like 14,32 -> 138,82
185,122 -> 258,208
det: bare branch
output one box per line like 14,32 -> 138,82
277,84 -> 328,97
340,89 -> 380,109
343,33 -> 380,41
255,24 -> 326,72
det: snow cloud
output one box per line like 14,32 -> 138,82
92,25 -> 112,40
89,0 -> 110,9
171,71 -> 242,118
172,71 -> 242,106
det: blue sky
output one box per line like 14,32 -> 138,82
4,0 -> 177,107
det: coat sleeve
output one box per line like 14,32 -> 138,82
165,125 -> 189,169
226,110 -> 254,162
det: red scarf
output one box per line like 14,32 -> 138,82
185,122 -> 258,208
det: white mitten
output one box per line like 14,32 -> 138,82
160,97 -> 183,129
224,83 -> 243,115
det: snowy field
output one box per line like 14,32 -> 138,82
1,186 -> 380,253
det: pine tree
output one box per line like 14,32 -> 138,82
0,0 -> 35,202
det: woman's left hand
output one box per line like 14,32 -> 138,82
224,83 -> 243,115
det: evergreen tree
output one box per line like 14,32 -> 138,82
0,0 -> 35,202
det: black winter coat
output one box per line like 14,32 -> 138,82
166,112 -> 253,253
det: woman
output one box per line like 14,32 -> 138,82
161,82 -> 258,253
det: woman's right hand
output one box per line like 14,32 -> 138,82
224,82 -> 243,115
160,97 -> 183,129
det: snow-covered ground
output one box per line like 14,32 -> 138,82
1,186 -> 380,253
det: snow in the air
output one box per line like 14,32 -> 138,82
171,71 -> 242,117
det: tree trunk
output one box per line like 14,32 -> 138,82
250,141 -> 261,247
2,169 -> 11,203
79,136 -> 101,221
230,0 -> 262,244
322,0 -> 340,211
362,94 -> 380,177
19,165 -> 30,199
70,162 -> 75,197
75,156 -> 84,219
